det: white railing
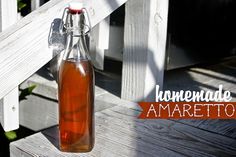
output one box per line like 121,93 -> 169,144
0,0 -> 128,131
0,0 -> 168,131
0,0 -> 18,132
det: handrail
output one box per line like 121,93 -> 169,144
0,0 -> 127,100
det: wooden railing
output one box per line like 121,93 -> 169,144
0,0 -> 128,131
0,0 -> 169,131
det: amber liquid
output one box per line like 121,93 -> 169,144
58,59 -> 94,152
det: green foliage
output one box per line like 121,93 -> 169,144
17,0 -> 27,11
19,84 -> 36,101
4,131 -> 17,141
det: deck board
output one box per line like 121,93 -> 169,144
164,58 -> 236,139
10,104 -> 236,157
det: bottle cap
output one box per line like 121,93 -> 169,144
68,2 -> 83,14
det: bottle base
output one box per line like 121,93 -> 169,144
60,144 -> 94,153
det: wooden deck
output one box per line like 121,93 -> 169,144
164,57 -> 236,140
10,58 -> 236,157
10,105 -> 236,157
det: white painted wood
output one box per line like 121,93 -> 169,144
0,0 -> 17,31
86,0 -> 127,27
0,0 -> 127,101
20,94 -> 58,131
90,16 -> 110,70
31,0 -> 41,11
97,16 -> 110,50
0,0 -> 19,131
122,0 -> 169,102
105,25 -> 124,61
0,88 -> 19,132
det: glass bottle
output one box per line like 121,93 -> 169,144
58,2 -> 94,152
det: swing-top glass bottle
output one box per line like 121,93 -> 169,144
58,2 -> 94,152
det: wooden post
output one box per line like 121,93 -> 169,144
31,0 -> 40,11
121,0 -> 169,102
0,88 -> 19,132
90,16 -> 110,70
0,0 -> 19,131
0,0 -> 128,100
0,0 -> 17,31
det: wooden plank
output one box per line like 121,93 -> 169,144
0,0 -> 17,31
164,58 -> 236,138
19,86 -> 112,131
176,119 -> 236,139
31,0 -> 57,11
0,0 -> 127,101
104,25 -> 124,61
122,0 -> 169,101
10,132 -> 94,157
0,88 -> 19,131
105,106 -> 236,153
10,105 -> 236,156
0,0 -> 19,131
86,0 -> 127,27
19,94 -> 58,131
31,0 -> 40,11
42,127 -> 116,157
90,16 -> 110,70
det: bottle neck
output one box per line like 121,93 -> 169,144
63,12 -> 90,61
66,11 -> 85,36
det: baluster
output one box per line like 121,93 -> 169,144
0,0 -> 19,131
90,16 -> 110,70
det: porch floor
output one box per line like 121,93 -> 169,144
10,57 -> 236,157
